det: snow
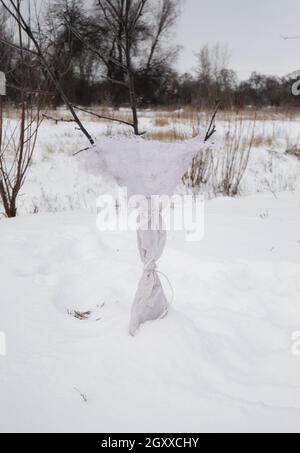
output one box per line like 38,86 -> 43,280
1,191 -> 300,433
1,109 -> 300,432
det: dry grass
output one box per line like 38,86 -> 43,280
221,107 -> 300,122
152,116 -> 170,127
43,143 -> 66,157
286,145 -> 300,158
3,105 -> 300,123
4,105 -> 300,150
103,125 -> 132,137
170,107 -> 203,124
164,106 -> 300,122
251,134 -> 277,148
1,105 -> 27,119
145,127 -> 198,142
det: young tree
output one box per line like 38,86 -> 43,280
0,1 -> 49,217
196,43 -> 237,108
45,0 -> 152,133
94,0 -> 150,134
62,0 -> 182,129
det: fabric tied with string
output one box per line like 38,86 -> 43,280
78,135 -> 212,334
129,223 -> 168,336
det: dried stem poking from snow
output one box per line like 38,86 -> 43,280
204,100 -> 221,143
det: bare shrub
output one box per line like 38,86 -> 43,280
182,149 -> 212,189
183,114 -> 256,197
0,98 -> 47,217
0,4 -> 48,218
213,115 -> 256,196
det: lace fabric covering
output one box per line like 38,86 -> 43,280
80,135 -> 207,197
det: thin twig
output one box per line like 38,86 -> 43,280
204,100 -> 221,143
63,14 -> 127,71
0,36 -> 38,56
42,113 -> 75,124
72,105 -> 134,128
7,83 -> 53,95
72,106 -> 145,135
73,146 -> 93,157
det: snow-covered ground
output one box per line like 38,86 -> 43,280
1,110 -> 300,432
1,192 -> 300,432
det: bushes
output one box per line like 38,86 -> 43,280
183,115 -> 256,197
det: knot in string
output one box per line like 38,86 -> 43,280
142,260 -> 174,306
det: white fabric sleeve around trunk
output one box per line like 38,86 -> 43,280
129,226 -> 168,336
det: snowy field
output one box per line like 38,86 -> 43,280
3,107 -> 300,215
1,109 -> 300,432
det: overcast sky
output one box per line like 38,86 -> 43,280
176,0 -> 300,79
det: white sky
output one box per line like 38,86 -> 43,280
176,0 -> 300,79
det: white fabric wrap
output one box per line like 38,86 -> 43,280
129,208 -> 168,336
78,136 -> 209,334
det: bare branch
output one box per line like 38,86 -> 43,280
73,146 -> 93,157
205,100 -> 221,143
0,0 -> 47,217
0,35 -> 38,56
0,0 -> 95,146
42,113 -> 76,124
64,13 -> 127,71
72,105 -> 135,127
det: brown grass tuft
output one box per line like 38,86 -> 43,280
286,145 -> 300,158
145,128 -> 198,142
252,134 -> 276,148
153,116 -> 170,127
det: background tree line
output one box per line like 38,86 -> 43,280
0,0 -> 299,110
